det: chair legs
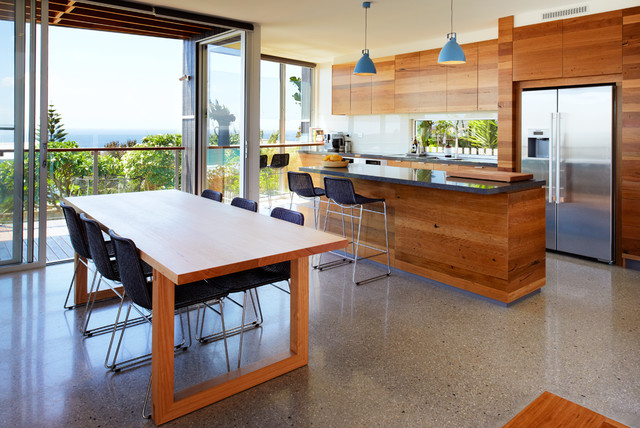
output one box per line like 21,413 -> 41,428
317,199 -> 391,285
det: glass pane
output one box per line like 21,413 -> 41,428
259,60 -> 280,200
0,2 -> 17,264
205,35 -> 244,202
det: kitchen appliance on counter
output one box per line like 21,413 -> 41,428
324,132 -> 345,152
521,85 -> 614,262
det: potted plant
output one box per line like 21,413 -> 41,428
208,99 -> 236,146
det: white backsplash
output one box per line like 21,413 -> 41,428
316,63 -> 412,154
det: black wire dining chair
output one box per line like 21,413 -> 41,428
230,197 -> 258,212
201,189 -> 223,202
108,229 -> 232,418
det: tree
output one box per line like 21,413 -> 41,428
47,140 -> 92,202
466,120 -> 498,149
45,104 -> 68,142
122,134 -> 181,191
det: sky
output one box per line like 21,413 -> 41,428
1,23 -> 305,143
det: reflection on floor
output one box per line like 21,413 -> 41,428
0,252 -> 638,427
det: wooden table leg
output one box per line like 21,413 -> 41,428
73,253 -> 88,306
150,257 -> 310,425
151,270 -> 175,423
290,256 -> 309,359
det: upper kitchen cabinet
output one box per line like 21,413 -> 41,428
420,49 -> 447,112
351,65 -> 372,115
513,21 -> 563,81
447,43 -> 478,111
477,39 -> 498,111
371,56 -> 395,114
332,63 -> 351,115
563,10 -> 622,77
395,52 -> 421,113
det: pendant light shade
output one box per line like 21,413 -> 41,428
438,33 -> 466,64
354,2 -> 376,75
438,0 -> 466,65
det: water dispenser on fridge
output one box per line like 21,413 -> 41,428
526,129 -> 549,159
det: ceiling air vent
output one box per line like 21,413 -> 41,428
542,5 -> 588,20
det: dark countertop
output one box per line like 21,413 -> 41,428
298,149 -> 498,168
299,164 -> 545,195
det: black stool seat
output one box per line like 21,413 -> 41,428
320,176 -> 390,286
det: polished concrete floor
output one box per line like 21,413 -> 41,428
0,252 -> 638,427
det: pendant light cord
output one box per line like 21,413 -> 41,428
364,5 -> 368,51
450,0 -> 454,34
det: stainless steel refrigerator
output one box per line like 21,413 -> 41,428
521,85 -> 614,262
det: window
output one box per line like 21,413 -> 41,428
413,119 -> 498,156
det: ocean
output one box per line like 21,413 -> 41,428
65,129 -> 180,148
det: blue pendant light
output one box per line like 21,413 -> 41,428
354,2 -> 376,75
438,0 -> 466,64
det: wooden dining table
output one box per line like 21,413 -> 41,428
64,189 -> 347,424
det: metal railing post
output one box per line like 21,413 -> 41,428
174,150 -> 180,190
93,150 -> 98,195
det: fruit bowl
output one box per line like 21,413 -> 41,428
322,160 -> 349,167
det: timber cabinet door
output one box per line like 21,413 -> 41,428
563,10 -> 622,77
350,64 -> 372,115
371,56 -> 395,114
477,39 -> 498,111
446,42 -> 478,111
420,49 -> 447,112
332,63 -> 351,115
513,21 -> 563,81
395,52 -> 421,113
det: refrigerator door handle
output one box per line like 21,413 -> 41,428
556,112 -> 562,204
549,113 -> 555,203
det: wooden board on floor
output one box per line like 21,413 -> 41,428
504,391 -> 629,428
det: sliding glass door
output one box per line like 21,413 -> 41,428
200,31 -> 246,201
0,0 -> 48,270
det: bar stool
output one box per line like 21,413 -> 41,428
266,153 -> 289,208
287,171 -> 325,229
319,176 -> 391,285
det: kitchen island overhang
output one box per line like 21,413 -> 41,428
300,164 -> 546,304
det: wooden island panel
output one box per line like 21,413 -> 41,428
304,170 -> 545,303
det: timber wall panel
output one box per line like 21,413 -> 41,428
513,21 -> 563,81
622,6 -> 640,256
498,16 -> 516,171
563,11 -> 623,78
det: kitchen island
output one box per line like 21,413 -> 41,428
299,164 -> 546,304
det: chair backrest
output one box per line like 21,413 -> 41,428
201,189 -> 223,202
80,213 -> 119,281
259,154 -> 268,169
231,197 -> 258,212
60,202 -> 92,259
287,171 -> 317,198
108,230 -> 153,310
323,177 -> 358,205
271,207 -> 304,226
269,153 -> 289,169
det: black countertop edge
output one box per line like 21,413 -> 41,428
298,149 -> 498,168
299,165 -> 545,195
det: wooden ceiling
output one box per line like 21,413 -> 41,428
0,0 -> 252,39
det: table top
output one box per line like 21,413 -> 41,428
65,190 -> 347,285
300,164 -> 545,195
